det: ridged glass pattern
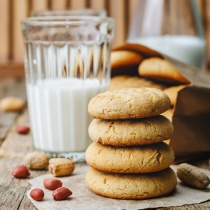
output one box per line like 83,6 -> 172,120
21,17 -> 114,160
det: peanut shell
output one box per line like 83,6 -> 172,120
49,158 -> 75,177
0,96 -> 24,111
177,163 -> 210,189
24,151 -> 50,170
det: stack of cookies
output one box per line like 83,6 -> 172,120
85,88 -> 177,200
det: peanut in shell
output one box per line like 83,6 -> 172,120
177,163 -> 210,189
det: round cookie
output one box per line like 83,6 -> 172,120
86,142 -> 174,173
111,51 -> 143,69
111,51 -> 143,77
86,167 -> 177,200
138,58 -> 190,85
88,88 -> 171,120
109,75 -> 166,91
88,115 -> 173,146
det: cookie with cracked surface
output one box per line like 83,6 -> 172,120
86,167 -> 177,199
86,142 -> 174,173
88,115 -> 173,146
88,88 -> 171,120
138,58 -> 190,85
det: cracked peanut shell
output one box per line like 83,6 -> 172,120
49,158 -> 75,177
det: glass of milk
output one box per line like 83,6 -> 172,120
21,16 -> 114,162
127,0 -> 206,70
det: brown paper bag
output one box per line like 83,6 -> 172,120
112,43 -> 210,163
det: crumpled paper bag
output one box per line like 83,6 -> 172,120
111,43 -> 210,163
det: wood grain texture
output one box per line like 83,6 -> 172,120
128,0 -> 138,31
0,109 -> 46,210
51,0 -> 67,10
0,78 -> 26,142
205,0 -> 210,66
1,0 -> 210,72
70,0 -> 86,9
12,0 -> 28,62
0,0 -> 9,62
109,0 -> 127,48
31,0 -> 48,11
90,0 -> 105,9
0,63 -> 24,78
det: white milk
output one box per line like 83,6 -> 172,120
128,35 -> 206,69
27,78 -> 108,153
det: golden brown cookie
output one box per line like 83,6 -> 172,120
88,115 -> 173,146
86,167 -> 177,199
109,75 -> 166,90
111,51 -> 143,76
138,58 -> 190,85
163,85 -> 186,106
86,142 -> 174,173
88,88 -> 171,119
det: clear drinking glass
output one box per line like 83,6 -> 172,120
21,16 -> 114,162
128,0 -> 206,70
31,9 -> 107,17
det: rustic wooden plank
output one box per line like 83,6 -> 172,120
70,0 -> 87,9
31,0 -> 49,14
0,109 -> 46,210
128,0 -> 139,38
90,0 -> 105,9
109,0 -> 126,48
51,0 -> 67,10
0,78 -> 26,141
0,78 -> 26,100
0,109 -> 34,209
0,62 -> 24,78
0,0 -> 9,62
12,0 -> 29,62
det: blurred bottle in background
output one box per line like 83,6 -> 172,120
127,0 -> 206,70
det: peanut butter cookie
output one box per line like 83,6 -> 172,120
138,58 -> 190,84
86,142 -> 174,173
86,167 -> 177,199
88,88 -> 171,119
88,115 -> 173,146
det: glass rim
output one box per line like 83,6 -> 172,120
30,8 -> 107,15
21,16 -> 114,26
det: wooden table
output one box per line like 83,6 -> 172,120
0,78 -> 210,210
